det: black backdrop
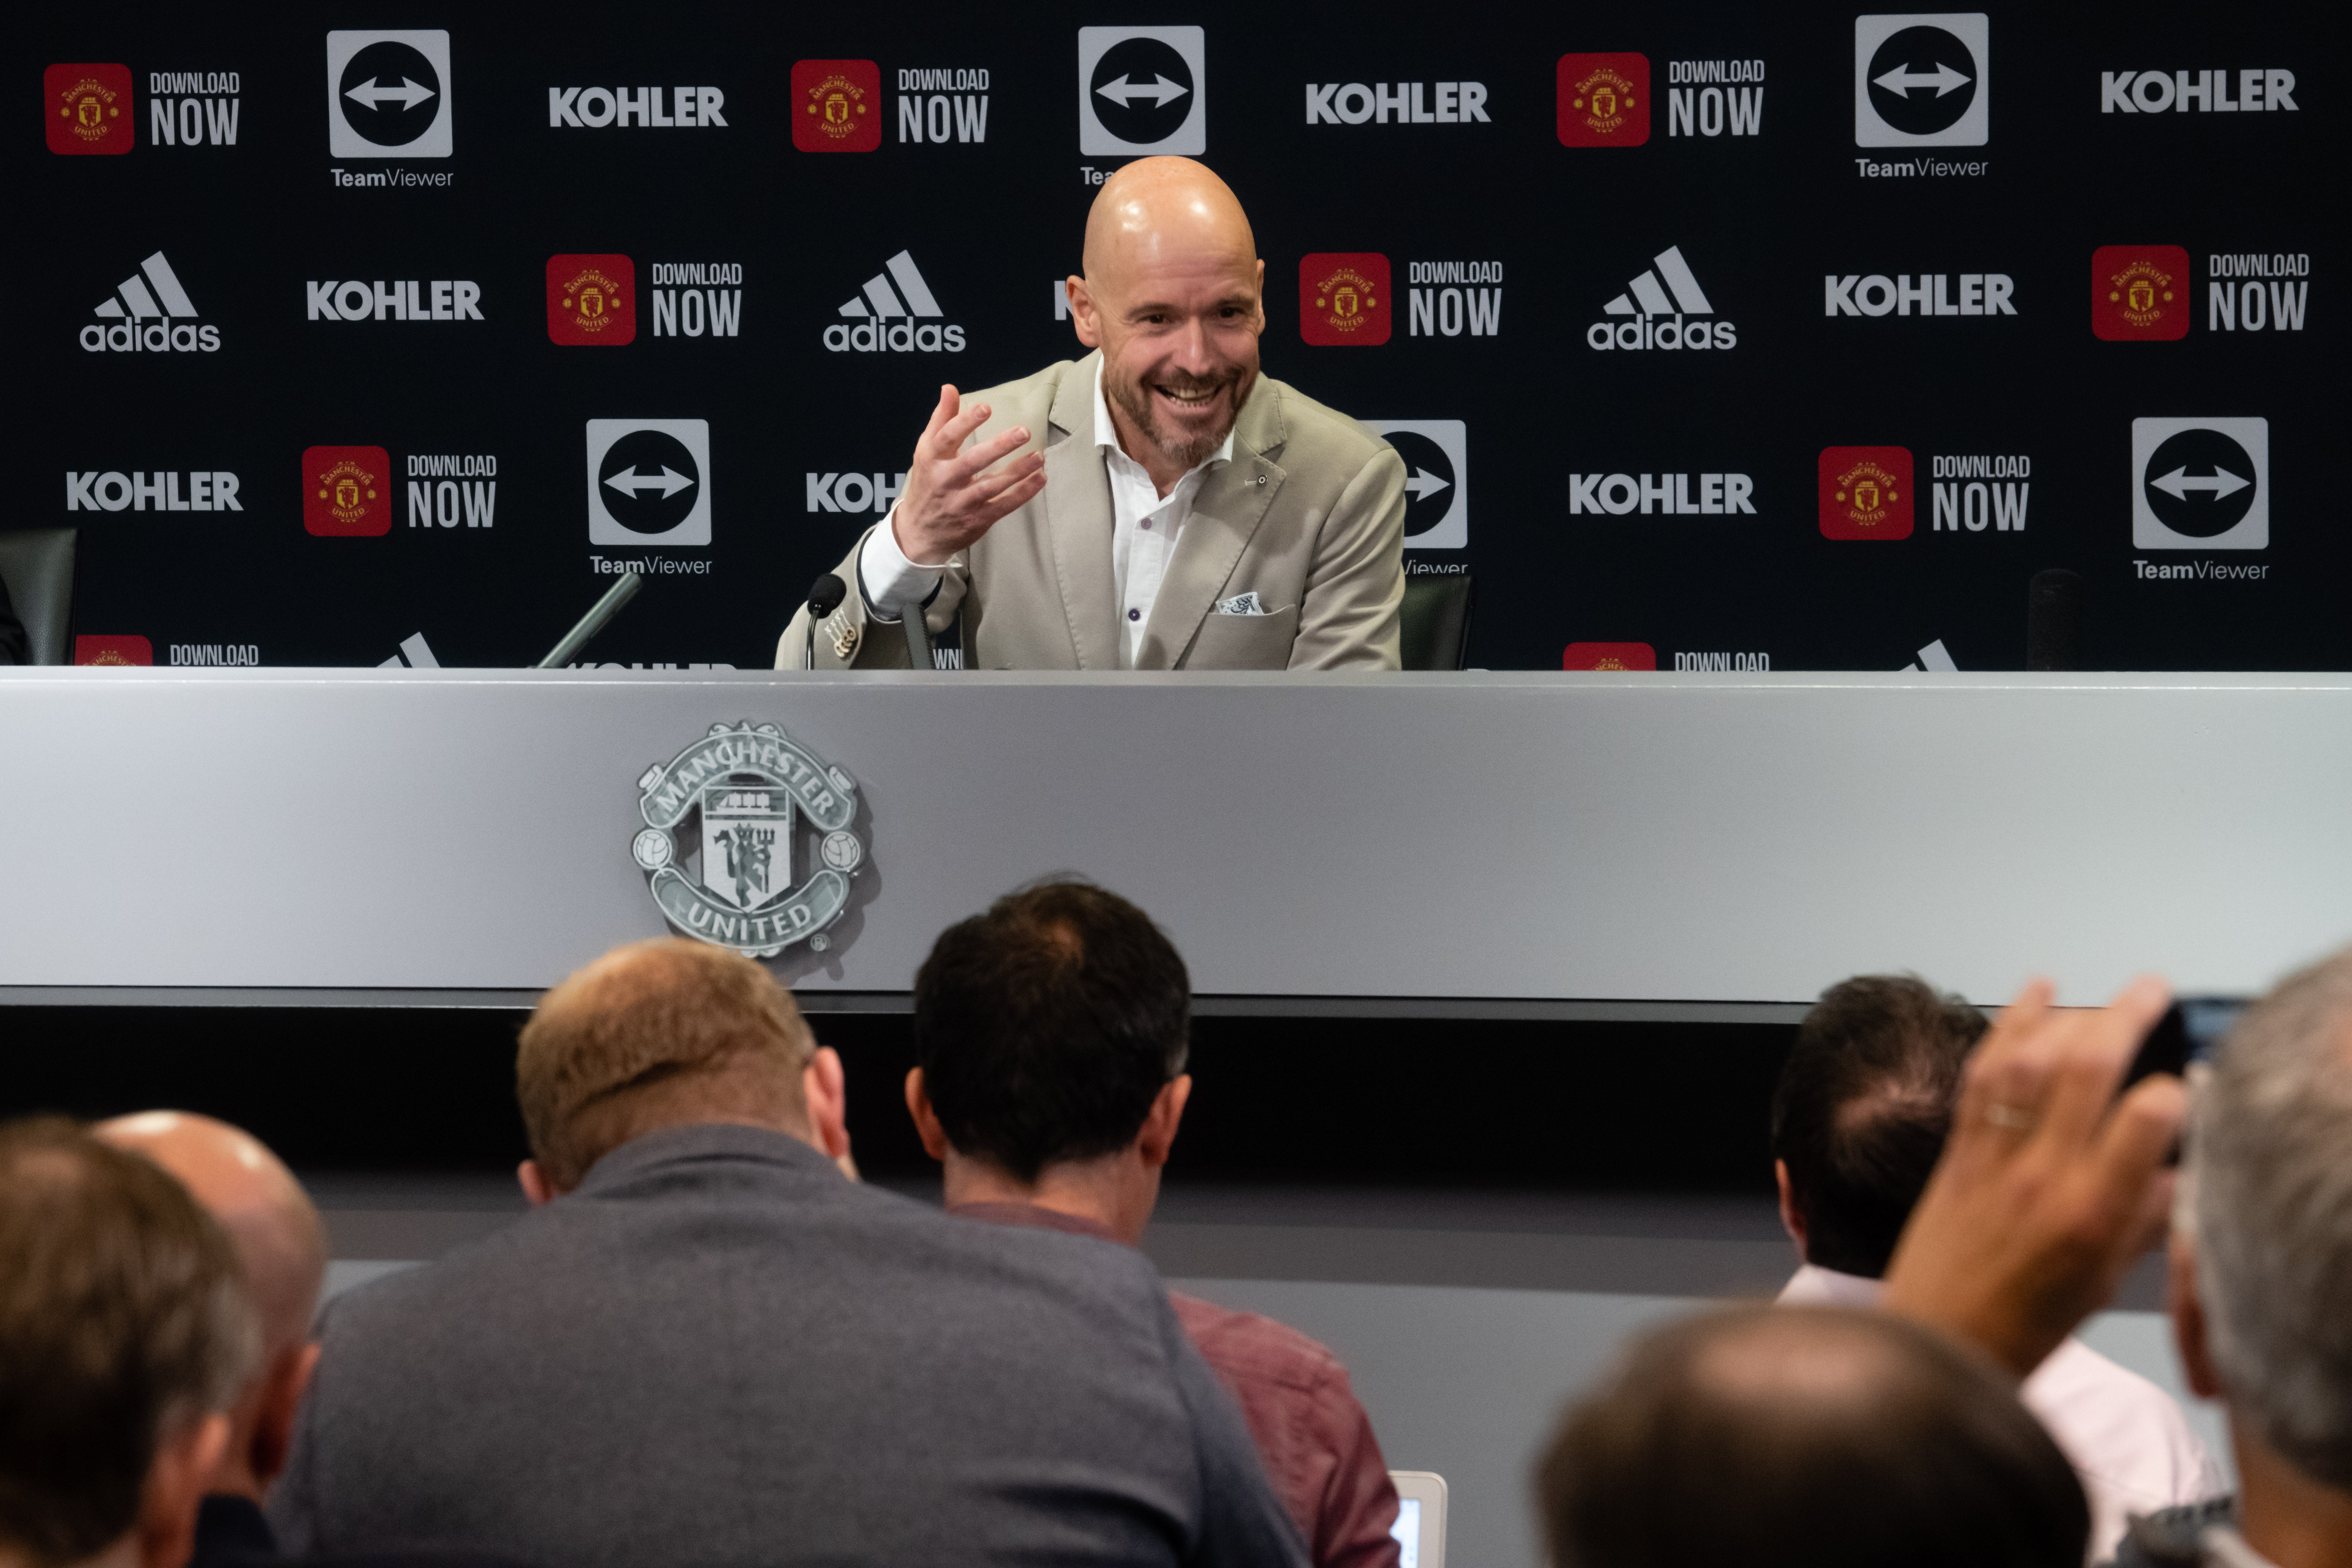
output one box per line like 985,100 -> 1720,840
15,3 -> 2343,673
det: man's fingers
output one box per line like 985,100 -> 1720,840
970,468 -> 1048,526
920,384 -> 960,441
933,400 -> 994,455
2095,1073 -> 2189,1209
2036,976 -> 2172,1152
948,426 -> 1035,484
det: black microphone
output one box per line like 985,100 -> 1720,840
803,573 -> 847,670
2026,568 -> 2083,672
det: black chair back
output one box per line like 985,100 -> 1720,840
1400,573 -> 1474,671
0,528 -> 77,666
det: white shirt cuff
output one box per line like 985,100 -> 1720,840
858,506 -> 946,623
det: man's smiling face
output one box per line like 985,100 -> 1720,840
1071,158 -> 1266,476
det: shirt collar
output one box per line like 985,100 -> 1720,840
1091,358 -> 1236,477
1777,1262 -> 1886,1308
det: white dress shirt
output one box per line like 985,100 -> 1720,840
1778,1264 -> 2225,1559
858,362 -> 1234,669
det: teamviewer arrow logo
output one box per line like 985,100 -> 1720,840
327,30 -> 452,157
2133,417 -> 2267,551
1855,14 -> 1987,147
587,419 -> 710,546
1079,27 -> 1204,155
1358,419 -> 1467,551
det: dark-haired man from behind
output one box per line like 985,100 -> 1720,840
0,1117 -> 260,1568
905,881 -> 1401,1568
1772,974 -> 2218,1556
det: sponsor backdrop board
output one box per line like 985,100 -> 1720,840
13,4 -> 2343,674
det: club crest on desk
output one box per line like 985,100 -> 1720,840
630,721 -> 866,958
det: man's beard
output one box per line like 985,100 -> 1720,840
1107,364 -> 1253,469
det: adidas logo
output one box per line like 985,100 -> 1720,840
80,252 -> 220,353
821,251 -> 966,353
1586,244 -> 1735,352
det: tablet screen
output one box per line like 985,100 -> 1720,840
1390,1498 -> 1421,1568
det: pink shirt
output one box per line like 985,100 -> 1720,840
951,1201 -> 1403,1568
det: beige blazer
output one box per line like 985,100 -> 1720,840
775,352 -> 1405,670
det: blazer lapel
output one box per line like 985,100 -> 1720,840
1042,354 -> 1121,670
1135,378 -> 1288,671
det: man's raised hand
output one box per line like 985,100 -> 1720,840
889,384 -> 1048,566
1881,975 -> 2187,1379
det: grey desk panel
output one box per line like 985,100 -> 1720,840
2,667 -> 2346,1001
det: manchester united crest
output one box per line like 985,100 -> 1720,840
546,254 -> 636,345
1556,54 -> 1651,146
1297,252 -> 1393,346
2091,245 -> 2193,342
631,722 -> 868,958
301,446 -> 391,537
47,64 -> 133,155
791,60 -> 881,152
1817,446 -> 1915,540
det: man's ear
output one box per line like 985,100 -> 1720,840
249,1340 -> 322,1489
517,1159 -> 559,1207
1251,257 -> 1267,331
136,1411 -> 229,1568
2169,1233 -> 2224,1400
1775,1159 -> 1809,1256
905,1067 -> 953,1163
803,1046 -> 852,1167
1136,1075 -> 1193,1171
1067,275 -> 1101,349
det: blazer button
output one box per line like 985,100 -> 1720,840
1255,474 -> 1267,486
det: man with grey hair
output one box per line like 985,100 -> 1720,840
2113,952 -> 2352,1567
0,1117 -> 261,1568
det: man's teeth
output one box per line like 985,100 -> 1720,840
1157,387 -> 1217,405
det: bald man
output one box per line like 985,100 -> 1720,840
779,157 -> 1405,672
98,1112 -> 327,1567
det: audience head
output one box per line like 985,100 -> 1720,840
2176,947 -> 2352,1498
1771,974 -> 1986,1278
516,938 -> 847,1199
907,880 -> 1191,1239
93,1112 -> 325,1503
1536,1304 -> 2087,1568
0,1118 -> 261,1568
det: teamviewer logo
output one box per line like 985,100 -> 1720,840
1079,27 -> 1204,154
2132,418 -> 2266,551
587,419 -> 711,546
1855,14 -> 1986,147
327,30 -> 452,157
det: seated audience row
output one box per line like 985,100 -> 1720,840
8,881 -> 2352,1568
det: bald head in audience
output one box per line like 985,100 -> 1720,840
96,1113 -> 325,1504
1538,1305 -> 2088,1568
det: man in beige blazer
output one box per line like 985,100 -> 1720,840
777,158 -> 1405,672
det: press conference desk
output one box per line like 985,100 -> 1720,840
3,667 -> 2347,1007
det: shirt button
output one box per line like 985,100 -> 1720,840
1140,519 -> 1151,530
1128,608 -> 1141,621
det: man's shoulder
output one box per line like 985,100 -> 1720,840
1170,1289 -> 1348,1394
2028,1334 -> 2199,1431
968,358 -> 1086,423
1249,373 -> 1395,478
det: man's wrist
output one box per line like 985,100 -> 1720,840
859,505 -> 946,622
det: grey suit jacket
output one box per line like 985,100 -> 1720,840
270,1125 -> 1305,1568
775,353 -> 1406,671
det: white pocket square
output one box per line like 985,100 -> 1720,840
1213,592 -> 1270,616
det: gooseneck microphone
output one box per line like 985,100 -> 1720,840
803,573 -> 847,670
2026,568 -> 2084,672
536,570 -> 642,669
